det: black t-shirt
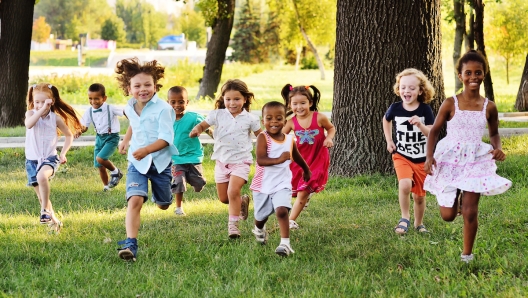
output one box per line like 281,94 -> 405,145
384,102 -> 435,163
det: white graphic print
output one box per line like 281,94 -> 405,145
394,116 -> 426,159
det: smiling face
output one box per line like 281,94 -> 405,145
32,91 -> 53,116
168,90 -> 188,118
262,105 -> 286,136
223,90 -> 247,116
458,61 -> 485,91
398,75 -> 422,107
88,90 -> 107,109
289,93 -> 311,117
128,72 -> 156,104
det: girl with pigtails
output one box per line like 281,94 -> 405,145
24,83 -> 82,233
281,84 -> 336,229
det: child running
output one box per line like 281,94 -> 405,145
382,68 -> 435,235
24,83 -> 82,233
167,86 -> 207,216
115,58 -> 178,261
281,84 -> 335,230
424,50 -> 511,263
78,83 -> 124,191
190,79 -> 262,239
250,101 -> 311,256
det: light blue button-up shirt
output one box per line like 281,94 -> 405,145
125,93 -> 178,174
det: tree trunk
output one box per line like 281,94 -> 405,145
196,0 -> 235,100
514,54 -> 528,112
466,9 -> 475,50
453,0 -> 465,93
0,0 -> 35,127
472,0 -> 495,102
331,0 -> 444,176
291,0 -> 325,80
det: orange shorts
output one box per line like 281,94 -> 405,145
392,153 -> 426,196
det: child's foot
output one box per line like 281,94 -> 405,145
240,194 -> 250,220
414,225 -> 429,233
117,238 -> 138,262
461,254 -> 474,263
40,209 -> 52,224
289,219 -> 299,230
394,218 -> 410,235
103,185 -> 111,192
228,221 -> 240,239
174,207 -> 186,216
252,227 -> 267,244
108,169 -> 123,188
275,244 -> 295,257
48,220 -> 63,234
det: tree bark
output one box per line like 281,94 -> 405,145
472,0 -> 495,102
291,0 -> 325,80
196,0 -> 235,100
0,0 -> 35,127
515,54 -> 528,112
331,0 -> 444,176
453,0 -> 465,93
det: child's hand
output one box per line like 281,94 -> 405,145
386,140 -> 396,153
59,154 -> 67,164
118,141 -> 129,155
424,157 -> 436,175
189,128 -> 200,138
132,148 -> 149,160
408,115 -> 423,127
489,148 -> 506,161
323,137 -> 334,148
279,151 -> 291,163
73,130 -> 82,139
302,169 -> 312,182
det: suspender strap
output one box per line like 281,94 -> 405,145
90,105 -> 113,134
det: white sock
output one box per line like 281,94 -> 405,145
280,238 -> 290,246
110,168 -> 119,175
254,225 -> 265,232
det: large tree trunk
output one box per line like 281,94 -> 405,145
472,0 -> 495,102
196,0 -> 235,100
0,0 -> 35,127
453,0 -> 465,93
515,54 -> 528,112
291,0 -> 325,80
331,0 -> 444,176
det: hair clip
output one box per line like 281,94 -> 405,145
289,86 -> 293,91
32,84 -> 37,88
48,84 -> 53,89
305,86 -> 310,90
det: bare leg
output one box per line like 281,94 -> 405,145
36,165 -> 60,223
97,157 -> 116,186
227,176 -> 246,217
216,182 -> 229,204
255,217 -> 268,230
289,190 -> 310,221
461,192 -> 480,255
125,196 -> 144,238
276,207 -> 290,238
413,193 -> 426,228
175,192 -> 183,208
394,178 -> 412,233
98,166 -> 109,186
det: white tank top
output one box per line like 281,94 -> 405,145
25,110 -> 58,165
250,132 -> 294,194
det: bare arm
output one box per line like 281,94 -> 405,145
119,126 -> 132,154
189,120 -> 211,138
253,128 -> 263,137
408,115 -> 432,137
292,141 -> 311,182
56,116 -> 73,164
25,99 -> 53,129
282,119 -> 294,134
319,113 -> 335,148
255,133 -> 290,166
487,101 -> 505,161
424,98 -> 454,174
382,116 -> 396,153
132,139 -> 169,161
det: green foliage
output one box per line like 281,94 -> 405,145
29,50 -> 109,67
179,7 -> 207,48
231,0 -> 263,63
300,55 -> 318,70
101,16 -> 126,43
32,16 -> 51,43
196,0 -> 219,27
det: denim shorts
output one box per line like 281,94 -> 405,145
94,133 -> 120,167
25,155 -> 60,186
126,162 -> 173,206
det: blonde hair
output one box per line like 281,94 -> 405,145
393,68 -> 435,104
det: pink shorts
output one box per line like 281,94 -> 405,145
214,160 -> 252,183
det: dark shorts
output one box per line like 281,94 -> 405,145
126,162 -> 173,206
25,155 -> 60,186
94,133 -> 120,167
171,163 -> 206,194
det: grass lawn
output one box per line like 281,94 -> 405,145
30,50 -> 111,67
0,136 -> 527,296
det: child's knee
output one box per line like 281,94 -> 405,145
276,207 -> 289,219
399,179 -> 412,192
414,195 -> 426,204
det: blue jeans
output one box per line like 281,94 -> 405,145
25,155 -> 60,186
125,162 -> 173,206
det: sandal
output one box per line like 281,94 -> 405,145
415,225 -> 429,233
394,218 -> 410,235
40,209 -> 52,224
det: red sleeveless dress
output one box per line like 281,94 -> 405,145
290,111 -> 329,197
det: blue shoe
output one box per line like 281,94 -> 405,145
108,169 -> 123,188
117,238 -> 138,261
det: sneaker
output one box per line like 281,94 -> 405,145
275,244 -> 295,257
108,169 -> 123,188
228,221 -> 240,239
240,194 -> 250,220
461,254 -> 474,263
103,185 -> 111,192
252,227 -> 268,244
289,219 -> 299,230
174,208 -> 186,216
117,238 -> 138,261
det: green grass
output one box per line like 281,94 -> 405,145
499,120 -> 528,128
1,136 -> 527,296
30,50 -> 111,67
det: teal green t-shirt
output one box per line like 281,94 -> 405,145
171,111 -> 205,164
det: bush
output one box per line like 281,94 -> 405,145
300,55 -> 318,70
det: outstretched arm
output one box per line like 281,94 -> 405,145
487,101 -> 505,161
189,120 -> 211,138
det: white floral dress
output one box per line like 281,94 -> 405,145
423,95 -> 511,207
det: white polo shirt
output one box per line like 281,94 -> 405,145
81,102 -> 124,134
205,109 -> 261,164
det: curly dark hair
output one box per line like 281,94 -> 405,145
214,79 -> 254,111
115,57 -> 165,96
280,84 -> 321,116
456,50 -> 489,75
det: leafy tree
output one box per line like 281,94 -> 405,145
32,16 -> 51,43
179,6 -> 207,48
486,0 -> 528,84
116,0 -> 168,48
231,0 -> 262,63
101,16 -> 126,42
